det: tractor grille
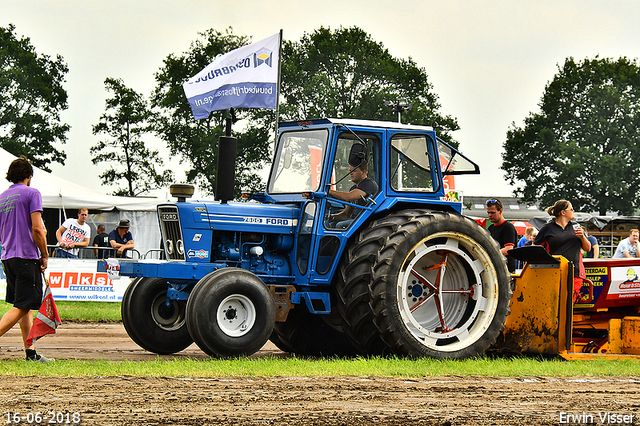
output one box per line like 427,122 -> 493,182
158,206 -> 185,261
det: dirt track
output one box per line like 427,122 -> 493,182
1,324 -> 640,425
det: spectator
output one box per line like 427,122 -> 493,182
517,226 -> 536,248
534,200 -> 591,304
486,198 -> 517,273
612,229 -> 640,258
516,226 -> 536,269
0,156 -> 52,362
109,219 -> 134,258
93,224 -> 109,259
54,208 -> 91,258
582,227 -> 599,259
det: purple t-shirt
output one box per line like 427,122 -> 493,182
0,183 -> 43,260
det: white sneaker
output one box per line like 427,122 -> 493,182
26,354 -> 54,363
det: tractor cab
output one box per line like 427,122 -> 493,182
258,119 -> 480,286
265,118 -> 478,206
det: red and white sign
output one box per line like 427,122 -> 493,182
44,259 -> 132,302
608,266 -> 640,300
440,154 -> 455,191
309,145 -> 323,190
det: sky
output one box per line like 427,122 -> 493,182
3,0 -> 640,199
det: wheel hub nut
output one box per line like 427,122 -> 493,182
224,307 -> 237,320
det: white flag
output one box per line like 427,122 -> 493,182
183,33 -> 280,120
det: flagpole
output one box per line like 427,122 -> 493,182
273,29 -> 283,149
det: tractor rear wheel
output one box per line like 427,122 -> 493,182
186,268 -> 276,358
338,210 -> 511,358
271,300 -> 359,357
336,231 -> 391,356
121,277 -> 193,355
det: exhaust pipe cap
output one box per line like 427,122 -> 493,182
170,183 -> 195,202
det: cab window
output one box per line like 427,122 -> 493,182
390,134 -> 437,192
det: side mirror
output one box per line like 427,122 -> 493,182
348,143 -> 367,167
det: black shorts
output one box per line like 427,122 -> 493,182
3,258 -> 43,310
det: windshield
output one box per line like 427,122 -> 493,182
268,129 -> 329,193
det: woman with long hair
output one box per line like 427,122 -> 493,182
534,200 -> 591,303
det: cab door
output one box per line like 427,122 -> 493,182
306,130 -> 383,285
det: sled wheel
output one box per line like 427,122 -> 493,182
186,268 -> 276,358
340,210 -> 511,358
121,277 -> 193,355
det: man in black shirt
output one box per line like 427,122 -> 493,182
92,224 -> 109,259
328,162 -> 378,229
486,198 -> 517,273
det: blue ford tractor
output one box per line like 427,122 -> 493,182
106,118 -> 512,358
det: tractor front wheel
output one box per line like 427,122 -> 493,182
121,277 -> 193,355
186,268 -> 276,358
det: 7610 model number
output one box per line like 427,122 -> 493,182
243,217 -> 291,225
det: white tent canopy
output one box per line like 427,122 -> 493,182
0,148 -> 174,258
0,147 -> 167,211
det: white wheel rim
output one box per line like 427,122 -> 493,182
217,294 -> 257,337
396,231 -> 500,352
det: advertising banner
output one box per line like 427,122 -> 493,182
609,266 -> 640,300
0,259 -> 131,302
581,265 -> 609,307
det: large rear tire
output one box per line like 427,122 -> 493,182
336,233 -> 391,356
339,210 -> 511,358
186,268 -> 276,358
271,300 -> 359,357
121,277 -> 193,355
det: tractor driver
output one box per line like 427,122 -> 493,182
328,161 -> 378,229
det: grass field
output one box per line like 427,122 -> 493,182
1,301 -> 639,378
0,300 -> 122,323
1,353 -> 640,378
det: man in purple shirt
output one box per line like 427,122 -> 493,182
0,156 -> 51,362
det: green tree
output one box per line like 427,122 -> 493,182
279,26 -> 459,144
152,26 -> 458,198
91,77 -> 173,197
151,28 -> 270,197
502,57 -> 640,215
0,24 -> 69,170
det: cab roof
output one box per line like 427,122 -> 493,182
279,118 -> 434,132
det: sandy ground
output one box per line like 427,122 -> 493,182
0,323 -> 278,361
1,324 -> 640,425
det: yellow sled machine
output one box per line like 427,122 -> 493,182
497,246 -> 640,360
